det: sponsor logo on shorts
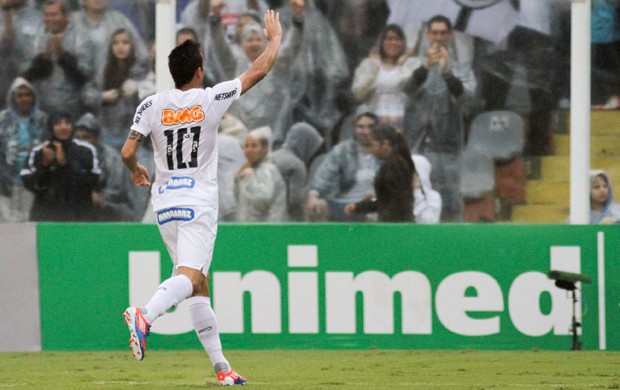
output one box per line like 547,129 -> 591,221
158,176 -> 196,194
157,207 -> 195,225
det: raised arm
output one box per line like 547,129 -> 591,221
237,10 -> 282,95
209,0 -> 238,81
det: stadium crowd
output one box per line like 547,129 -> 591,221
1,0 -> 619,224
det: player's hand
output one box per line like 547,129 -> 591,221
263,10 -> 281,42
131,163 -> 150,186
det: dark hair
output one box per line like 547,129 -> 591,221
593,173 -> 609,186
47,110 -> 73,140
379,24 -> 406,62
371,124 -> 414,172
354,111 -> 380,127
176,27 -> 199,44
44,0 -> 66,14
103,29 -> 136,90
47,111 -> 72,130
427,15 -> 452,31
168,39 -> 203,88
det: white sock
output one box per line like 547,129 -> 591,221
188,296 -> 229,371
143,274 -> 193,324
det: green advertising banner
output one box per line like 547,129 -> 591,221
37,224 -> 619,351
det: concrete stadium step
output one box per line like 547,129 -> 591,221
511,204 -> 569,223
565,110 -> 620,135
554,134 -> 620,156
525,180 -> 569,204
508,109 -> 620,223
541,156 -> 620,180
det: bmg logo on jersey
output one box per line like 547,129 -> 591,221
157,207 -> 195,224
162,105 -> 204,125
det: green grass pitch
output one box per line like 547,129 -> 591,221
1,350 -> 618,389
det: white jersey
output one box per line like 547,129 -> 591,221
131,79 -> 242,212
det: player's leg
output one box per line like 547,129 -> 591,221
188,277 -> 246,386
179,206 -> 247,385
142,216 -> 197,322
123,214 -> 194,361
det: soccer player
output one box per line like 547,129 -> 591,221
120,10 -> 283,386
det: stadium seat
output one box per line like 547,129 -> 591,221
466,110 -> 527,213
467,110 -> 525,161
461,150 -> 496,222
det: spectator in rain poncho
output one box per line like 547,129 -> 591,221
82,28 -> 153,149
412,154 -> 441,224
306,111 -> 380,222
0,0 -> 40,109
217,133 -> 245,222
218,111 -> 248,146
74,112 -> 150,221
278,0 -> 350,149
272,121 -> 323,221
590,170 -> 620,224
209,0 -> 305,148
21,0 -> 97,115
477,0 -> 555,156
234,126 -> 287,223
72,0 -> 150,76
0,77 -> 47,222
179,0 -> 268,85
403,15 -> 476,222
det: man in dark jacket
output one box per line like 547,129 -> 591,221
20,111 -> 101,221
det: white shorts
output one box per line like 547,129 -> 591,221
155,205 -> 218,276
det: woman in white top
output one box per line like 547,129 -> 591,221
352,24 -> 420,131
